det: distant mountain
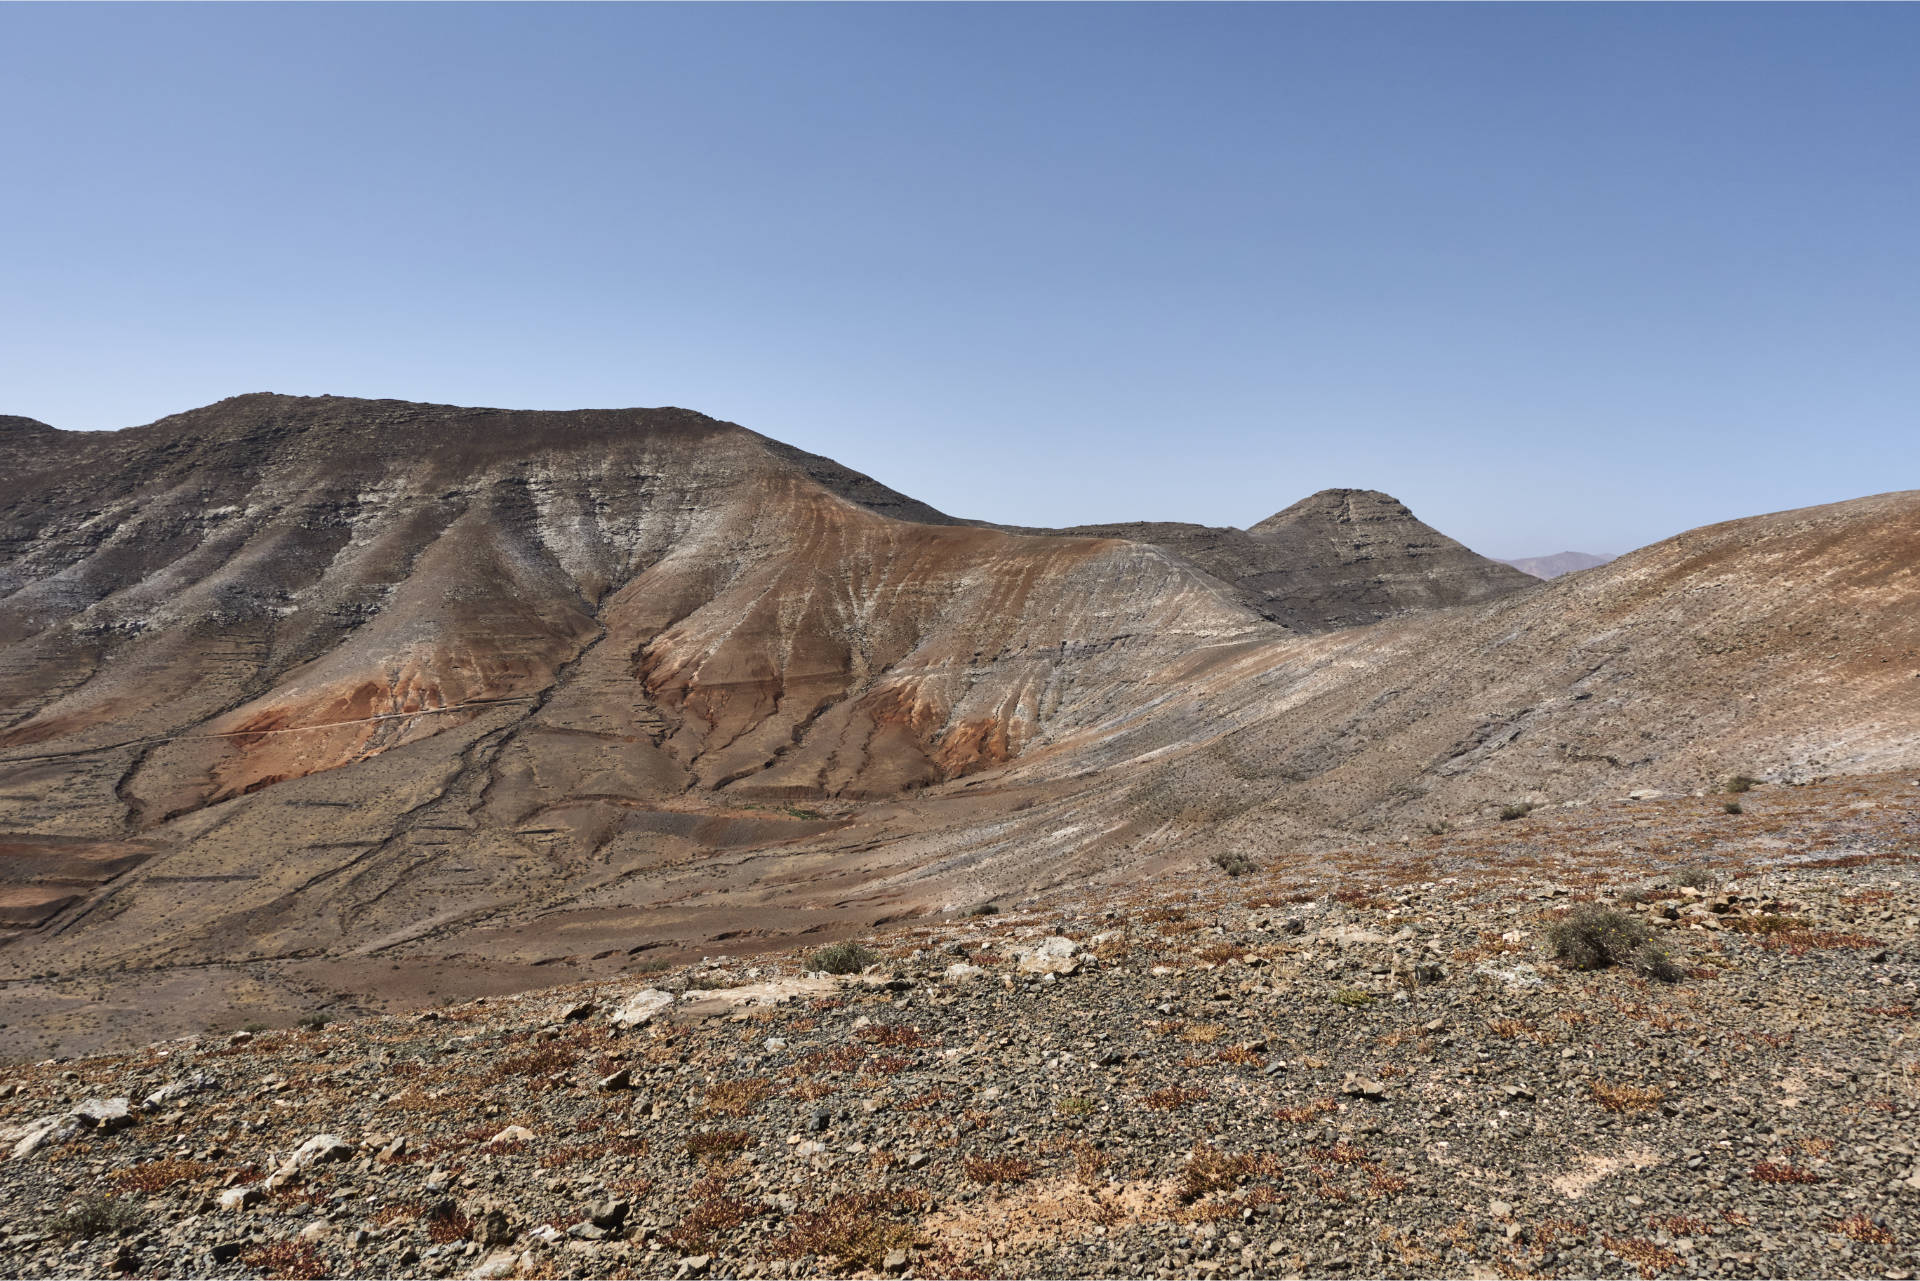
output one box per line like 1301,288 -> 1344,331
1497,550 -> 1616,579
1005,489 -> 1536,633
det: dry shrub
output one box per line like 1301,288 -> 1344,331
1311,1141 -> 1371,1166
898,1086 -> 952,1111
240,1241 -> 330,1280
483,1044 -> 579,1083
1181,1143 -> 1281,1198
863,1054 -> 912,1077
662,1177 -> 764,1252
686,1130 -> 753,1159
1831,1213 -> 1895,1245
774,1193 -> 920,1269
1368,1168 -> 1409,1195
1215,1045 -> 1261,1065
1274,1097 -> 1338,1124
857,1023 -> 923,1048
1757,929 -> 1880,955
790,1080 -> 838,1102
371,1201 -> 424,1226
1751,1161 -> 1823,1184
1591,1081 -> 1665,1113
1647,1214 -> 1708,1236
1603,1235 -> 1683,1279
702,1077 -> 775,1117
1073,1141 -> 1109,1186
1179,1023 -> 1225,1045
107,1158 -> 214,1193
1142,907 -> 1187,924
1143,1085 -> 1208,1111
425,1204 -> 473,1244
1485,1018 -> 1534,1039
1724,914 -> 1804,935
962,1154 -> 1035,1184
536,1137 -> 647,1170
798,1044 -> 868,1074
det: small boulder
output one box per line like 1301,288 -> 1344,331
1013,936 -> 1082,975
1340,1073 -> 1387,1101
487,1125 -> 536,1147
607,989 -> 673,1029
219,1185 -> 265,1212
72,1098 -> 135,1132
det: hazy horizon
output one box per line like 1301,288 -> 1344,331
4,4 -> 1916,558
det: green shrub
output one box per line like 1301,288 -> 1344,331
809,941 -> 879,975
1210,850 -> 1255,878
297,1011 -> 332,1031
1725,774 -> 1756,794
1498,803 -> 1534,822
1547,906 -> 1680,982
1672,865 -> 1718,889
968,902 -> 999,917
1723,801 -> 1742,815
48,1197 -> 143,1240
1331,989 -> 1374,1007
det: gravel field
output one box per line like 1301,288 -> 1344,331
3,777 -> 1918,1280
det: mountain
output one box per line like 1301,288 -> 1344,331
1497,550 -> 1615,579
3,393 -> 1917,1058
1004,489 -> 1536,632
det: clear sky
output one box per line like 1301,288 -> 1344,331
4,4 -> 1916,558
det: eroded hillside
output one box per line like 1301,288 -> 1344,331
2,394 -> 1916,1059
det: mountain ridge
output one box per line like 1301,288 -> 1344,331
3,393 -> 1917,1058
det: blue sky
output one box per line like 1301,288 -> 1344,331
3,4 -> 1916,558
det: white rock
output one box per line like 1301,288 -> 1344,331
265,1133 -> 354,1187
607,989 -> 673,1029
1318,925 -> 1391,947
144,1072 -> 216,1109
1013,936 -> 1082,975
9,1114 -> 78,1159
1473,960 -> 1544,989
219,1184 -> 265,1211
488,1125 -> 537,1146
71,1097 -> 134,1131
943,962 -> 986,982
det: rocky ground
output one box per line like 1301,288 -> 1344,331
1,777 -> 1918,1280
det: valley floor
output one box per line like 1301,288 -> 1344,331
1,776 -> 1917,1280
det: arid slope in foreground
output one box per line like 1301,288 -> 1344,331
0,780 -> 1915,1280
2,395 -> 1919,1059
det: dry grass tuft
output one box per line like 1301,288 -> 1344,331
1831,1213 -> 1895,1245
1751,1160 -> 1823,1184
686,1130 -> 753,1159
661,1176 -> 765,1252
1591,1080 -> 1664,1113
1603,1235 -> 1684,1279
240,1241 -> 331,1280
773,1193 -> 920,1269
1181,1142 -> 1282,1199
702,1077 -> 775,1117
962,1154 -> 1035,1184
107,1158 -> 214,1193
1143,1085 -> 1209,1110
1274,1097 -> 1338,1124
